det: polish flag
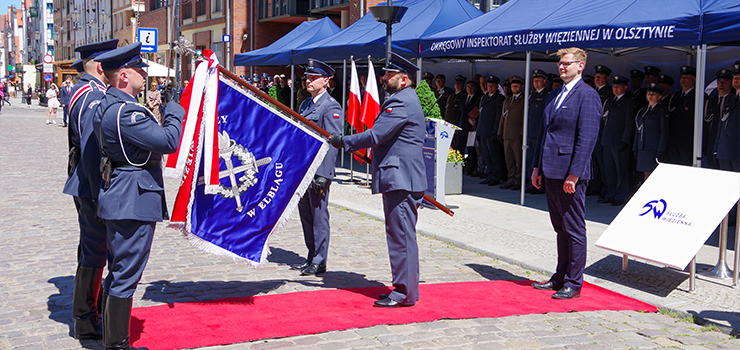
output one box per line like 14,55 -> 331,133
347,59 -> 363,133
361,60 -> 381,130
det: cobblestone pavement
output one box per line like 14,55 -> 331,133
0,100 -> 739,349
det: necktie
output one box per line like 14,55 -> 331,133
302,98 -> 314,113
466,95 -> 472,104
719,96 -> 725,112
555,86 -> 568,109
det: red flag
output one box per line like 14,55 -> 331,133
361,60 -> 381,130
347,60 -> 363,133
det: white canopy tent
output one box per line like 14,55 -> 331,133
143,59 -> 175,77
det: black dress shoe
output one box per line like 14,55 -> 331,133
300,263 -> 326,276
597,197 -> 612,203
532,281 -> 562,291
552,286 -> 581,299
480,178 -> 492,185
470,170 -> 483,177
499,182 -> 514,189
377,294 -> 389,300
510,183 -> 521,191
373,297 -> 413,308
611,200 -> 625,206
487,179 -> 501,186
290,261 -> 310,271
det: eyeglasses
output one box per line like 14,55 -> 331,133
557,61 -> 581,67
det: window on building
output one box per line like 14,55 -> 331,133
196,0 -> 207,16
182,1 -> 192,19
151,0 -> 167,10
47,23 -> 53,38
212,0 -> 221,12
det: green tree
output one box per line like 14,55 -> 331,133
415,81 -> 442,120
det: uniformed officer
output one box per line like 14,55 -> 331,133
329,52 -> 426,308
422,71 -> 435,90
715,68 -> 740,171
71,59 -> 85,73
628,69 -> 647,109
583,74 -> 596,88
444,74 -> 465,127
658,74 -> 675,107
478,75 -> 505,185
433,74 -> 454,118
292,59 -> 343,276
594,65 -> 613,103
61,39 -> 119,341
93,42 -> 184,350
599,75 -> 636,205
644,66 -> 661,85
526,69 -> 550,193
551,76 -> 564,91
666,66 -> 702,166
705,69 -> 734,170
634,83 -> 668,180
499,76 -> 525,189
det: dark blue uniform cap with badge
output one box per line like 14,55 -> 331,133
486,75 -> 500,84
644,66 -> 661,77
509,76 -> 524,85
382,52 -> 419,75
532,69 -> 547,79
305,58 -> 334,77
733,68 -> 740,77
583,74 -> 595,85
612,75 -> 629,86
547,73 -> 559,81
552,77 -> 564,84
630,69 -> 645,79
646,83 -> 664,94
680,66 -> 696,77
716,69 -> 733,80
594,65 -> 612,76
454,75 -> 466,83
502,80 -> 511,87
71,59 -> 84,73
94,42 -> 148,71
658,74 -> 674,85
422,72 -> 434,80
74,38 -> 119,59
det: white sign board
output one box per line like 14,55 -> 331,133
42,54 -> 54,64
595,163 -> 740,270
138,28 -> 158,53
43,63 -> 53,73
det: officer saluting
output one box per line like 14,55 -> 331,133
62,39 -> 119,341
293,59 -> 343,276
92,42 -> 184,350
329,52 -> 426,308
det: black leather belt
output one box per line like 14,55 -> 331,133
111,160 -> 161,169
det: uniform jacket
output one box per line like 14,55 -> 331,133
444,91 -> 463,126
628,87 -> 648,109
600,94 -> 636,147
343,86 -> 427,194
62,74 -> 107,199
714,92 -> 740,161
704,93 -> 730,157
666,88 -> 701,152
434,86 -> 454,117
93,87 -> 184,222
633,103 -> 669,153
532,78 -> 601,180
300,91 -> 343,179
459,92 -> 482,132
596,84 -> 613,104
60,84 -> 72,106
527,88 -> 550,140
499,93 -> 525,140
477,91 -> 504,137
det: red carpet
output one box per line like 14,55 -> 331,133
130,280 -> 656,350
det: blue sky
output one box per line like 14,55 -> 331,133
0,0 -> 23,16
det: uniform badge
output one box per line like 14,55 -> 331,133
386,108 -> 392,113
131,111 -> 145,123
333,113 -> 340,118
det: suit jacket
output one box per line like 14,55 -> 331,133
343,86 -> 427,194
60,84 -> 72,106
527,88 -> 550,140
93,87 -> 184,222
62,74 -> 106,199
477,91 -> 504,137
300,91 -> 343,179
459,92 -> 482,132
633,103 -> 669,153
600,94 -> 636,147
532,78 -> 601,180
714,92 -> 740,161
499,93 -> 525,140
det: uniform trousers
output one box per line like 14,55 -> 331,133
382,190 -> 422,305
74,196 -> 108,268
63,106 -> 69,126
502,138 -> 522,184
298,185 -> 331,266
103,220 -> 155,299
525,138 -> 538,184
544,177 -> 588,290
479,136 -> 505,181
719,159 -> 740,172
602,145 -> 630,202
668,145 -> 693,166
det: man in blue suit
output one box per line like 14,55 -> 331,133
531,47 -> 601,300
329,52 -> 426,308
60,75 -> 73,127
93,42 -> 184,350
293,59 -> 343,276
62,39 -> 119,340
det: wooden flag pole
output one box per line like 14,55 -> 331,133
219,66 -> 454,217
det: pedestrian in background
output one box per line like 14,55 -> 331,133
147,81 -> 163,124
46,83 -> 60,125
26,83 -> 33,108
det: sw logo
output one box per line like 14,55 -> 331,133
640,199 -> 667,219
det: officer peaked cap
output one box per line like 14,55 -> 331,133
75,38 -> 119,59
94,42 -> 148,71
383,52 -> 419,75
305,58 -> 334,77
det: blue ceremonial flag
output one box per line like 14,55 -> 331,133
169,75 -> 328,265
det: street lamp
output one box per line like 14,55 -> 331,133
71,9 -> 80,55
369,3 -> 407,68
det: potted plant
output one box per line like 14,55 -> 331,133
446,148 -> 464,195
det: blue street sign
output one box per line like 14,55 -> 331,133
43,73 -> 53,82
223,34 -> 230,43
138,28 -> 158,53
